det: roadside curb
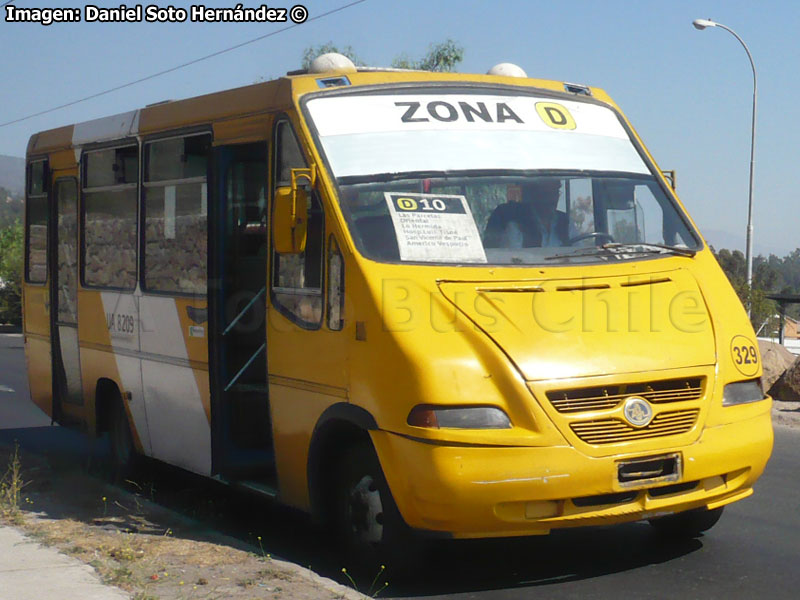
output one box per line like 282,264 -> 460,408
0,523 -> 129,600
0,325 -> 21,333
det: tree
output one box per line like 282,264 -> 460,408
391,39 -> 464,72
301,39 -> 464,72
0,220 -> 23,325
0,187 -> 24,229
712,247 -> 776,333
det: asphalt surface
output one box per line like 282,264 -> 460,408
0,333 -> 50,429
1,333 -> 799,599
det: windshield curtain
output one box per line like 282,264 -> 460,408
305,89 -> 700,265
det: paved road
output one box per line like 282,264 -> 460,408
0,333 -> 50,429
1,333 -> 799,598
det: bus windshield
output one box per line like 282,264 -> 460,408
305,89 -> 700,265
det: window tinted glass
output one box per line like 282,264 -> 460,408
28,161 -> 46,196
25,196 -> 48,284
56,179 -> 79,323
85,146 -> 138,187
83,189 -> 138,288
340,174 -> 698,265
327,236 -> 344,331
82,146 -> 138,289
276,121 -> 305,185
144,182 -> 207,295
147,135 -> 211,181
144,134 -> 209,295
272,193 -> 324,327
271,121 -> 324,328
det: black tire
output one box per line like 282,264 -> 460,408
108,397 -> 139,479
332,441 -> 416,573
649,506 -> 724,538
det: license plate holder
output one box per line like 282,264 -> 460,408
616,453 -> 682,489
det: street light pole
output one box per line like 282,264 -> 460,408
693,19 -> 757,314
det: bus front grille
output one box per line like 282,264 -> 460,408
546,377 -> 704,414
569,409 -> 700,445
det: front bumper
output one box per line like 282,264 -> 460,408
371,401 -> 773,538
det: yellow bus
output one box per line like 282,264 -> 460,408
23,54 -> 772,557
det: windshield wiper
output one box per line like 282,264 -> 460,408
545,242 -> 696,261
603,243 -> 697,256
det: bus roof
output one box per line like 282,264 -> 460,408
26,69 -> 615,157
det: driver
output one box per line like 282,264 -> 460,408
484,178 -> 568,248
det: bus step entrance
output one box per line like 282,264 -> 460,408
229,386 -> 272,450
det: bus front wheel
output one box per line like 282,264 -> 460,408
648,506 -> 724,538
333,441 -> 411,569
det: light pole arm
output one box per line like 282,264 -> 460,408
715,23 -> 757,93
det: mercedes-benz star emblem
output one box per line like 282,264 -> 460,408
623,396 -> 654,428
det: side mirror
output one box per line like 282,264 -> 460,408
273,166 -> 315,254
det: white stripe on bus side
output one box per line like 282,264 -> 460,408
100,291 -> 152,456
139,295 -> 211,476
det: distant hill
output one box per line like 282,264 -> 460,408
0,155 -> 24,196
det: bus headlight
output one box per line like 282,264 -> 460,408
722,379 -> 765,406
407,405 -> 512,429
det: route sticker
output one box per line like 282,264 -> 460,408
385,192 -> 487,263
730,335 -> 759,377
535,102 -> 576,130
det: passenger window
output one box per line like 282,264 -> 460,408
25,160 -> 48,284
82,146 -> 138,289
143,134 -> 210,295
271,120 -> 324,329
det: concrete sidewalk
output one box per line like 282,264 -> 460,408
0,525 -> 128,600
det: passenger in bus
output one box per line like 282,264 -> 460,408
483,178 -> 568,248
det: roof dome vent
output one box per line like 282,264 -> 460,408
309,53 -> 357,74
487,63 -> 528,78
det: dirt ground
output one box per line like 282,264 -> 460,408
1,400 -> 797,600
0,444 -> 367,600
770,398 -> 800,430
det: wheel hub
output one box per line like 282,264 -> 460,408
348,475 -> 383,544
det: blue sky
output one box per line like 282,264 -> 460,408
2,0 -> 797,255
